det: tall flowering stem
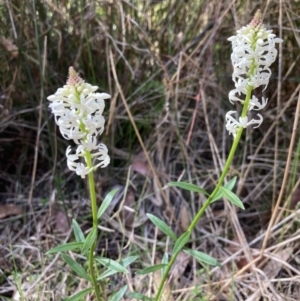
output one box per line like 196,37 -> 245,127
154,10 -> 282,301
86,153 -> 102,301
48,67 -> 110,301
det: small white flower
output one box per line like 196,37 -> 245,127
248,68 -> 272,90
66,145 -> 79,162
75,163 -> 94,178
225,111 -> 239,137
249,95 -> 268,111
225,111 -> 263,137
93,144 -> 110,168
229,89 -> 244,104
83,114 -> 105,136
66,146 -> 93,178
234,77 -> 249,94
60,126 -> 86,143
81,134 -> 99,151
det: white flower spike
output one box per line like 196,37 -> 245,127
226,10 -> 282,137
48,67 -> 110,177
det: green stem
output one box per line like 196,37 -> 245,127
154,86 -> 253,301
86,151 -> 102,301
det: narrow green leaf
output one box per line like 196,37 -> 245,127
72,219 -> 85,243
81,228 -> 97,255
98,255 -> 139,280
147,214 -> 177,240
97,268 -> 116,281
46,242 -> 83,255
161,252 -> 168,265
95,257 -> 128,273
173,232 -> 190,255
108,285 -> 127,301
221,187 -> 245,209
121,255 -> 139,267
136,263 -> 168,275
66,288 -> 93,301
61,254 -> 91,282
98,188 -> 119,219
224,177 -> 237,191
184,249 -> 221,267
168,182 -> 209,195
127,292 -> 153,301
210,187 -> 223,203
161,252 -> 168,277
211,177 -> 238,203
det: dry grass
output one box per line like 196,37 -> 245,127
0,0 -> 300,300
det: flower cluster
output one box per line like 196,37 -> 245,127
48,67 -> 110,178
226,10 -> 282,137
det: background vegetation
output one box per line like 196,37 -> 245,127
0,0 -> 299,300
